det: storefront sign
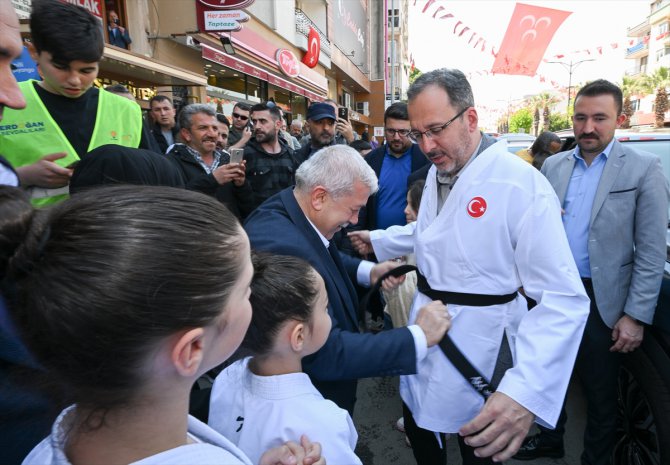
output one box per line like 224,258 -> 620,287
198,0 -> 254,8
276,49 -> 300,78
374,127 -> 384,137
63,0 -> 102,19
333,0 -> 368,65
196,1 -> 253,32
202,45 -> 325,102
301,27 -> 321,68
12,46 -> 40,82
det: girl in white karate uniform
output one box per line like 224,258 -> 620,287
0,186 -> 323,465
209,253 -> 363,465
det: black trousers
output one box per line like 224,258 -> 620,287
539,279 -> 620,465
403,403 -> 494,465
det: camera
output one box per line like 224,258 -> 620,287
113,18 -> 120,24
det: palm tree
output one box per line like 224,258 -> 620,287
638,67 -> 669,127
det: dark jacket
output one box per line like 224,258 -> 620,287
244,138 -> 303,212
108,26 -> 132,49
150,123 -> 179,154
167,144 -> 254,219
361,143 -> 429,231
244,188 -> 417,413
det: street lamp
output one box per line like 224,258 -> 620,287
546,59 -> 595,116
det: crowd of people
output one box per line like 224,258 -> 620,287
1,2 -> 669,465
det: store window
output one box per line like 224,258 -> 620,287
247,76 -> 265,103
292,95 -> 307,121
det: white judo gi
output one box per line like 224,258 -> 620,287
371,141 -> 590,433
23,405 -> 253,465
209,357 -> 361,465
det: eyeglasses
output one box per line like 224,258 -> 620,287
232,113 -> 249,121
408,107 -> 469,143
385,128 -> 411,138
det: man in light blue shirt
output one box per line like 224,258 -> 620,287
516,80 -> 669,465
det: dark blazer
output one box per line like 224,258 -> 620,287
362,143 -> 429,230
108,26 -> 131,49
244,188 -> 418,412
166,145 -> 254,219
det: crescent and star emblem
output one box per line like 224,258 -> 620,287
467,197 -> 487,218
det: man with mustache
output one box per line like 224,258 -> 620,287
166,104 -> 252,219
349,68 -> 590,464
515,80 -> 669,465
243,102 -> 303,212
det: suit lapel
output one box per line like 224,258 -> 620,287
590,141 -> 626,227
555,153 -> 576,203
281,190 -> 359,327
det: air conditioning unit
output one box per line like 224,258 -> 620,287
355,101 -> 369,116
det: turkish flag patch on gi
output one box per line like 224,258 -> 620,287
467,197 -> 487,218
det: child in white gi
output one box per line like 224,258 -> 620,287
209,253 -> 363,465
1,186 -> 322,465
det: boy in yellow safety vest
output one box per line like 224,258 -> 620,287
0,0 -> 157,206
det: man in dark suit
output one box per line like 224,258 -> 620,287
107,10 -> 131,49
244,145 -> 450,414
515,80 -> 669,464
362,102 -> 429,232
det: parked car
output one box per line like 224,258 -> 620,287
497,132 -> 536,154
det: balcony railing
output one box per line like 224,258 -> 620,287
295,9 -> 331,58
626,41 -> 649,56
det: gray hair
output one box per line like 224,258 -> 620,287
290,120 -> 302,129
407,68 -> 475,111
178,104 -> 216,130
295,145 -> 378,198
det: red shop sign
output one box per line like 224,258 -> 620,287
198,0 -> 255,8
276,49 -> 300,78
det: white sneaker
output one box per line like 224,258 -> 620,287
395,417 -> 405,433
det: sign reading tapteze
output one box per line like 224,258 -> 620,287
196,0 -> 254,32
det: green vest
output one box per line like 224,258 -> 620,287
0,80 -> 142,206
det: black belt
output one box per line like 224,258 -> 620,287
363,265 -> 517,399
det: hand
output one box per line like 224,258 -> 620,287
348,230 -> 373,256
459,392 -> 535,462
336,117 -> 355,143
16,152 -> 73,188
610,314 -> 644,353
240,126 -> 253,144
212,162 -> 245,186
258,435 -> 323,465
118,26 -> 125,33
370,260 -> 406,291
232,159 -> 247,187
414,300 -> 451,346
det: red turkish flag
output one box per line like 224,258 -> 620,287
491,3 -> 571,76
301,27 -> 321,68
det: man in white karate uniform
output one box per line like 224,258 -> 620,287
350,68 -> 589,464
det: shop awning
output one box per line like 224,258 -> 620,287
101,46 -> 207,87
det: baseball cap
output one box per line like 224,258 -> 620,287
307,102 -> 336,121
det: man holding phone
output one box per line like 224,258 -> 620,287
296,101 -> 357,161
166,104 -> 253,219
107,10 -> 131,49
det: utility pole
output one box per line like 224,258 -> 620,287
547,59 -> 595,116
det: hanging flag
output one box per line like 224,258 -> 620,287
491,3 -> 571,76
301,27 -> 321,68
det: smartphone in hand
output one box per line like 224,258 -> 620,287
229,148 -> 244,164
338,107 -> 349,121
